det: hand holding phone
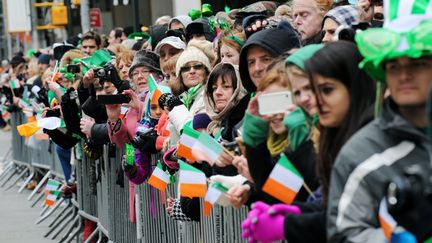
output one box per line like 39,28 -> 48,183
258,91 -> 293,116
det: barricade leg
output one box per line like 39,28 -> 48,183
1,147 -> 12,164
49,202 -> 71,227
1,164 -> 19,187
44,206 -> 74,237
36,198 -> 65,224
18,167 -> 34,193
50,209 -> 77,240
63,215 -> 82,243
31,190 -> 45,208
58,214 -> 80,242
28,170 -> 51,200
6,166 -> 30,190
0,160 -> 14,180
84,225 -> 99,243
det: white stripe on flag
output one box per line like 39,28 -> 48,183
152,166 -> 170,184
205,186 -> 222,205
270,164 -> 303,191
180,134 -> 196,147
193,142 -> 220,162
379,199 -> 397,227
180,170 -> 206,185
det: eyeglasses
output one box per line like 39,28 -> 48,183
132,69 -> 151,77
180,64 -> 205,73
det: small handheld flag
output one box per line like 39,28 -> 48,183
203,182 -> 228,216
262,154 -> 304,204
148,162 -> 171,192
44,179 -> 61,206
17,117 -> 62,137
179,160 -> 206,198
378,199 -> 397,241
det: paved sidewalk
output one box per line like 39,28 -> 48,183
0,130 -> 56,243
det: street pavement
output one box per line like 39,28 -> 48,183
0,130 -> 57,243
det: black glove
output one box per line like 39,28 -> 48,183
158,93 -> 171,109
122,157 -> 138,177
164,94 -> 183,111
131,129 -> 159,153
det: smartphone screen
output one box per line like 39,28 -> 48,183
258,91 -> 292,115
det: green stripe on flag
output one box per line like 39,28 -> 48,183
49,190 -> 61,196
156,161 -> 163,170
212,182 -> 228,193
148,74 -> 158,92
47,179 -> 60,187
277,154 -> 303,179
183,125 -> 201,139
389,0 -> 400,21
179,160 -> 202,173
411,0 -> 431,14
198,132 -> 224,154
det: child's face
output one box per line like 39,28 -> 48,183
150,103 -> 163,118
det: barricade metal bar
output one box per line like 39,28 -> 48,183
28,170 -> 51,200
36,198 -> 66,224
5,166 -> 29,190
18,168 -> 34,193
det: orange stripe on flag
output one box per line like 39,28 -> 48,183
180,184 -> 206,198
148,175 -> 168,192
177,144 -> 196,162
262,178 -> 298,204
151,89 -> 163,104
203,201 -> 213,216
379,216 -> 393,240
44,200 -> 55,206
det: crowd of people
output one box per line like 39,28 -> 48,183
1,0 -> 431,242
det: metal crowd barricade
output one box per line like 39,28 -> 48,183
95,145 -> 137,242
136,153 -> 179,243
1,111 -> 32,191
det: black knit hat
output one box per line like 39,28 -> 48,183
185,18 -> 216,42
128,50 -> 162,78
239,24 -> 300,92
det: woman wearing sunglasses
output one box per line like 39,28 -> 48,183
162,46 -> 212,144
242,41 -> 376,243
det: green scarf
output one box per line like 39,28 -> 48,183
266,131 -> 289,156
182,84 -> 203,110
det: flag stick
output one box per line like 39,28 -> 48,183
302,182 -> 316,200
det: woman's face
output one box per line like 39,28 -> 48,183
313,74 -> 350,128
131,66 -> 152,93
220,44 -> 240,65
180,61 -> 206,89
150,103 -> 163,118
212,75 -> 234,112
263,83 -> 289,135
117,59 -> 131,81
289,72 -> 318,116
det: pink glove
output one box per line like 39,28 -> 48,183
242,201 -> 301,243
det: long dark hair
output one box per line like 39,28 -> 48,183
304,41 -> 376,202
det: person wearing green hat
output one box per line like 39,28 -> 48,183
327,12 -> 432,243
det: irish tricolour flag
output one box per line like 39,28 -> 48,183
10,79 -> 20,89
262,154 -> 303,204
17,117 -> 62,137
177,125 -> 200,162
203,182 -> 228,216
44,179 -> 61,206
191,132 -> 225,165
148,162 -> 171,192
179,160 -> 206,198
378,199 -> 397,241
148,74 -> 163,104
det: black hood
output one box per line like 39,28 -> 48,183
239,24 -> 300,92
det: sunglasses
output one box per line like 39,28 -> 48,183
180,64 -> 205,73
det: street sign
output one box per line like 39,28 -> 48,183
89,8 -> 101,28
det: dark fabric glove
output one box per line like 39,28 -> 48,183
158,93 -> 171,109
131,129 -> 158,153
122,156 -> 138,177
164,94 -> 183,111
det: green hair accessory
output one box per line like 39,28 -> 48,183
226,35 -> 244,47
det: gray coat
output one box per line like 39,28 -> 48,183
327,99 -> 431,242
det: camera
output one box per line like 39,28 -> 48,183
66,64 -> 81,74
93,63 -> 121,87
336,22 -> 371,42
385,164 -> 432,241
130,128 -> 158,153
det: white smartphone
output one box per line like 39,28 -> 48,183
258,91 -> 293,116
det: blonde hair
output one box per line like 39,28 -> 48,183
108,43 -> 128,56
214,30 -> 246,66
115,49 -> 134,69
60,49 -> 86,67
